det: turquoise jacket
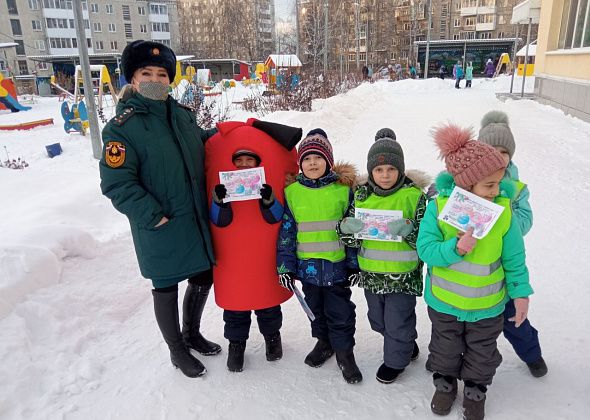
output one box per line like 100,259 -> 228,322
505,161 -> 533,236
416,172 -> 533,322
465,66 -> 473,80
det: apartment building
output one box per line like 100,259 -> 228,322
0,0 -> 178,77
177,0 -> 275,62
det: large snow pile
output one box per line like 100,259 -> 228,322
1,75 -> 589,419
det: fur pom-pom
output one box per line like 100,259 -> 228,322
431,123 -> 475,158
481,110 -> 509,129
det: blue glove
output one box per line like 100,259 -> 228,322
340,217 -> 364,234
278,272 -> 296,292
387,218 -> 414,237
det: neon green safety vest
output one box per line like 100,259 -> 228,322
356,186 -> 422,274
285,181 -> 349,262
431,196 -> 512,311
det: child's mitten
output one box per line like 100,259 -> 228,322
278,272 -> 296,292
340,217 -> 364,234
344,270 -> 361,288
213,184 -> 227,204
387,218 -> 414,237
260,183 -> 275,207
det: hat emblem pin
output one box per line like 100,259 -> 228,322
152,48 -> 160,56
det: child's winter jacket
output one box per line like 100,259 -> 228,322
505,161 -> 533,236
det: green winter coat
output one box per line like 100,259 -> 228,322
99,91 -> 217,287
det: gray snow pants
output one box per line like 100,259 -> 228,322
365,290 -> 417,369
427,307 -> 503,385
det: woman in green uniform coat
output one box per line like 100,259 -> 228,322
99,40 -> 220,378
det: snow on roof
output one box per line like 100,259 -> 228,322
516,43 -> 537,57
266,54 -> 302,67
0,42 -> 18,49
176,55 -> 195,62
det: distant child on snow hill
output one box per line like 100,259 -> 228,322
417,124 -> 533,420
478,110 -> 547,378
276,128 -> 363,384
337,132 -> 430,384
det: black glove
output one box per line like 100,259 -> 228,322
260,183 -> 275,207
213,184 -> 227,204
344,270 -> 361,288
278,272 -> 296,292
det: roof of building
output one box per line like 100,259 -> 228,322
414,38 -> 518,46
27,53 -> 122,63
516,42 -> 537,57
265,54 -> 302,67
0,42 -> 18,49
186,58 -> 251,66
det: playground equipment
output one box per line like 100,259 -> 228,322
74,65 -> 118,111
0,118 -> 54,131
61,101 -> 89,135
494,53 -> 513,77
0,73 -> 31,112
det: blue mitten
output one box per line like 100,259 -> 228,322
340,217 -> 364,234
387,218 -> 414,237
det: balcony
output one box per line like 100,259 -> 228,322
476,22 -> 495,31
461,6 -> 496,16
460,6 -> 477,16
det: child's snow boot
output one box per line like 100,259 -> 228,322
152,289 -> 206,378
304,338 -> 334,367
430,373 -> 457,415
335,348 -> 363,384
264,332 -> 283,361
526,356 -> 548,378
411,340 -> 420,361
182,283 -> 222,356
376,363 -> 404,384
462,381 -> 487,420
227,341 -> 247,372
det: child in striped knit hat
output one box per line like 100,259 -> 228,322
276,128 -> 363,384
417,123 -> 533,420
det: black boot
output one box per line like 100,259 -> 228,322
463,381 -> 487,420
227,341 -> 247,372
182,283 -> 222,355
304,339 -> 334,367
526,356 -> 548,378
411,341 -> 420,361
431,373 -> 458,415
264,332 -> 283,361
152,289 -> 206,378
335,349 -> 363,384
376,363 -> 404,384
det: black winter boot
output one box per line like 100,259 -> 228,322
304,339 -> 334,367
430,373 -> 458,415
463,381 -> 487,420
376,363 -> 404,384
264,332 -> 283,361
411,340 -> 420,361
152,289 -> 206,378
335,349 -> 363,384
526,357 -> 548,378
182,283 -> 222,355
227,341 -> 247,372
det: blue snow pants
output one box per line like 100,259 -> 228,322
223,305 -> 282,342
503,299 -> 542,363
302,283 -> 356,351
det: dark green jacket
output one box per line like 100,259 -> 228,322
99,92 -> 216,286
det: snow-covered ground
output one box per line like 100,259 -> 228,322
1,75 -> 589,420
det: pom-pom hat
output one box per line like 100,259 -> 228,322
297,128 -> 334,170
478,110 -> 516,159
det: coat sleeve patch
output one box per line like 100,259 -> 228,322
105,141 -> 126,168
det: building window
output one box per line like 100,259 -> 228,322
498,31 -> 505,38
32,20 -> 42,31
348,53 -> 355,61
151,22 -> 170,32
38,62 -> 49,70
84,20 -> 90,29
478,32 -> 492,39
15,40 -> 25,55
122,5 -> 131,20
138,6 -> 145,15
90,3 -> 98,13
34,39 -> 46,50
124,23 -> 133,38
6,0 -> 18,14
110,40 -> 118,50
477,14 -> 494,24
95,40 -> 104,50
464,17 -> 475,26
558,0 -> 590,49
42,0 -> 73,10
150,4 -> 168,15
69,19 -> 75,28
93,22 -> 102,32
453,34 -> 461,40
10,19 -> 23,36
108,23 -> 116,32
105,4 -> 113,14
454,18 -> 461,27
18,60 -> 29,75
28,0 -> 39,10
140,24 -> 147,33
153,39 -> 170,46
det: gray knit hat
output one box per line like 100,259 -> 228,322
375,127 -> 396,141
367,137 -> 405,178
478,110 -> 516,159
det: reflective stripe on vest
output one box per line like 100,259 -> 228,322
355,186 -> 422,274
285,181 -> 349,262
431,195 -> 512,311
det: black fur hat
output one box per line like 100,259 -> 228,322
121,40 -> 176,83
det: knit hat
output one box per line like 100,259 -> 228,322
374,127 -> 396,141
232,149 -> 261,166
297,128 -> 334,170
478,110 -> 516,159
433,123 -> 506,189
121,40 -> 177,83
367,136 -> 405,178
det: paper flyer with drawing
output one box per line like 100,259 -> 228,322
218,167 -> 266,203
293,285 -> 315,321
438,186 -> 504,239
354,208 -> 403,242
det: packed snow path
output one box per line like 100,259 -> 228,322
1,77 -> 589,419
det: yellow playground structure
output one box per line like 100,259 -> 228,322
74,65 -> 118,110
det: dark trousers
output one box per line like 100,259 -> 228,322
427,307 -> 503,385
223,305 -> 282,342
365,290 -> 417,369
466,79 -> 472,88
455,77 -> 462,88
302,283 -> 356,351
503,299 -> 542,363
